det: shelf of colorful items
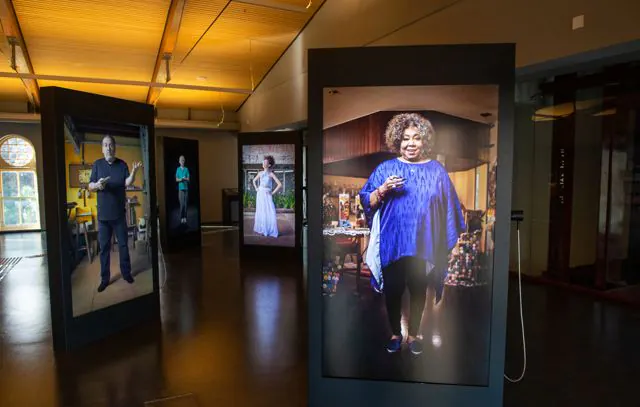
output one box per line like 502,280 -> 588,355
322,260 -> 341,296
446,229 -> 487,287
322,258 -> 372,297
322,227 -> 370,237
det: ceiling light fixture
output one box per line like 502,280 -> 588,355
196,76 -> 207,81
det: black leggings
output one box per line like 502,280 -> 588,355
382,257 -> 428,337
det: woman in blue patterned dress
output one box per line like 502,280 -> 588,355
252,155 -> 282,238
360,113 -> 465,355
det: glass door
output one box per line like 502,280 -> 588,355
525,61 -> 640,289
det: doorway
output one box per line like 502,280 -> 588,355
529,61 -> 640,289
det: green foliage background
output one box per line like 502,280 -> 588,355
244,190 -> 295,210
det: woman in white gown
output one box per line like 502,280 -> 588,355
252,155 -> 282,238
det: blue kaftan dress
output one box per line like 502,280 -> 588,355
360,158 -> 465,301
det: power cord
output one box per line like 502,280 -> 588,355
155,219 -> 168,291
159,236 -> 168,290
504,213 -> 526,383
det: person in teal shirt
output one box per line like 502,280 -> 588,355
176,155 -> 190,224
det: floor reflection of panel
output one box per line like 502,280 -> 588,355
167,205 -> 200,236
144,393 -> 199,406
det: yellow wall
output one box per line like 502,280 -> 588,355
65,142 -> 146,225
449,167 -> 488,211
477,164 -> 488,212
239,0 -> 640,132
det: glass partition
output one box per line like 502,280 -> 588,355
514,60 -> 640,289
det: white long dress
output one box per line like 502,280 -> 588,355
253,171 -> 279,237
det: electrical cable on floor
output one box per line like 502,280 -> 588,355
504,220 -> 527,383
158,227 -> 168,291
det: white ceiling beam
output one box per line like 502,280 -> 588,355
0,112 -> 240,131
0,71 -> 253,95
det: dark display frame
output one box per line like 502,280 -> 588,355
237,131 -> 303,260
307,45 -> 515,406
41,86 -> 160,352
161,136 -> 202,251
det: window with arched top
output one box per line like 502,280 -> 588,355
0,135 -> 40,231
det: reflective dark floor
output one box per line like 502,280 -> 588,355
0,231 -> 639,406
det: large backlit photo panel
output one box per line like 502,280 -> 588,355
307,44 -> 515,407
163,137 -> 201,249
241,144 -> 296,247
321,85 -> 498,385
42,86 -> 160,351
64,116 -> 154,317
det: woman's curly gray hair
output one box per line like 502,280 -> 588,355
384,113 -> 435,156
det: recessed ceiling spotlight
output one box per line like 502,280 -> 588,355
327,89 -> 340,95
196,76 -> 207,81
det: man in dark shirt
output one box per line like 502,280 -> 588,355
88,135 -> 143,292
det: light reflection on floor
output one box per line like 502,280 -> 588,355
244,273 -> 299,375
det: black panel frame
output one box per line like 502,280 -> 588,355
41,86 -> 160,352
237,131 -> 303,262
307,44 -> 515,407
161,136 -> 202,251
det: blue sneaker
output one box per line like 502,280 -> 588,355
408,340 -> 423,355
386,336 -> 403,353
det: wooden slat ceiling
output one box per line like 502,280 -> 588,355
0,0 -> 323,111
12,0 -> 170,80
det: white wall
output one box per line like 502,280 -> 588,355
238,0 -> 640,132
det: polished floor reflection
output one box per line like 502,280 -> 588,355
0,231 -> 305,407
0,231 -> 639,406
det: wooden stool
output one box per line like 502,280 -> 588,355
74,207 -> 94,263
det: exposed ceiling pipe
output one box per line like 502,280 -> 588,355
8,36 -> 17,70
147,0 -> 187,105
0,71 -> 253,95
163,53 -> 172,83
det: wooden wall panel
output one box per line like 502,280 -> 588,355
323,110 -> 491,169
